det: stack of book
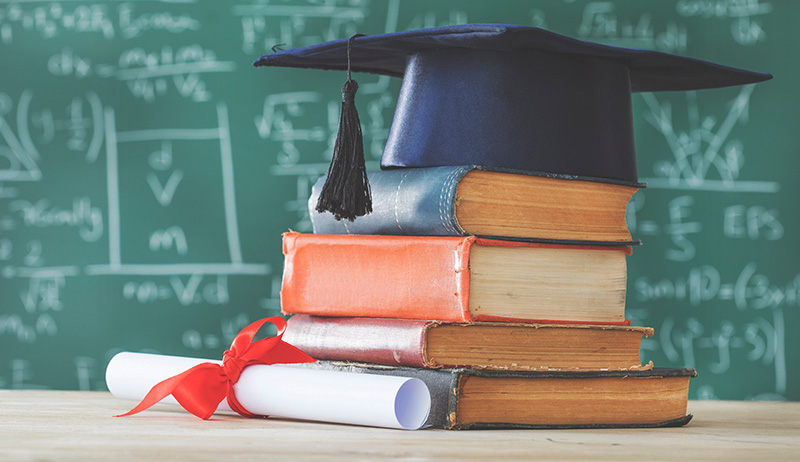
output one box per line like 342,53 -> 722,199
280,166 -> 695,429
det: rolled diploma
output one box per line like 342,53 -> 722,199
106,352 -> 430,430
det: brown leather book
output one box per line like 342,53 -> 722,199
299,361 -> 696,430
285,315 -> 654,372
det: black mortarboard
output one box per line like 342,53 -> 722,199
255,24 -> 771,220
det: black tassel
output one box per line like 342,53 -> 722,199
315,35 -> 372,221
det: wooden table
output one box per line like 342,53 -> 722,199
1,391 -> 798,461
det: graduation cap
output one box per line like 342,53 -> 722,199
255,24 -> 771,221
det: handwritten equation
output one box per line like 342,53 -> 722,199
0,2 -> 199,44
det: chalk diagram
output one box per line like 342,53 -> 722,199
639,85 -> 778,194
0,97 -> 269,279
84,102 -> 268,277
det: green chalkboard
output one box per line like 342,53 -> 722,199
1,0 -> 797,401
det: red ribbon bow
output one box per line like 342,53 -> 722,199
116,316 -> 316,420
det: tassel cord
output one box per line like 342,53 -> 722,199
314,34 -> 372,221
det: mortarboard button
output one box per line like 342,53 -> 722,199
255,24 -> 771,217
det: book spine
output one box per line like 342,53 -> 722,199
284,315 -> 432,368
309,166 -> 474,236
281,233 -> 475,322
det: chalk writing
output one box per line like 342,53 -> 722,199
182,313 -> 250,351
10,197 -> 103,242
73,356 -> 96,391
23,240 -> 43,267
147,169 -> 184,206
233,0 -> 369,54
149,226 -> 189,255
665,195 -> 701,262
122,274 -> 230,306
0,91 -> 42,182
657,308 -> 786,394
0,90 -> 104,178
722,205 -> 783,240
0,313 -> 57,344
676,0 -> 771,45
0,3 -> 114,43
48,45 -> 235,102
0,238 -> 11,260
578,1 -> 687,52
635,263 -> 799,311
2,359 -> 48,389
258,274 -> 283,312
401,9 -> 468,31
118,3 -> 200,40
118,45 -> 235,102
20,274 -> 64,313
0,2 -> 202,44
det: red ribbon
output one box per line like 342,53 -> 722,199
116,316 -> 316,420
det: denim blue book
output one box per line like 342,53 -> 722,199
309,166 -> 642,246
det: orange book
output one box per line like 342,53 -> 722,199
281,232 -> 631,323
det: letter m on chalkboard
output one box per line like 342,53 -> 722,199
149,226 -> 188,255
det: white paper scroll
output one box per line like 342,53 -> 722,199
105,352 -> 431,430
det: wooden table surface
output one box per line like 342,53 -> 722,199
1,391 -> 798,461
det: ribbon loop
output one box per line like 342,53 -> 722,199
116,316 -> 316,420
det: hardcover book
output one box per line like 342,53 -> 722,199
284,315 -> 654,371
296,361 -> 696,430
281,232 -> 630,323
309,166 -> 641,245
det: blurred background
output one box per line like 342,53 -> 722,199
0,0 -> 796,400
